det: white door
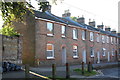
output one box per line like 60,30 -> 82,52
62,47 -> 66,64
108,52 -> 110,62
82,50 -> 86,63
97,52 -> 100,63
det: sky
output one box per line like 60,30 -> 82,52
51,0 -> 120,32
0,0 -> 120,32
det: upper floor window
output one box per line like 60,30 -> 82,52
61,25 -> 66,37
107,36 -> 109,43
102,48 -> 106,56
46,44 -> 54,59
73,45 -> 78,58
102,35 -> 105,43
82,30 -> 85,40
90,47 -> 94,57
112,48 -> 114,56
47,22 -> 54,36
96,33 -> 99,42
111,37 -> 113,44
73,28 -> 78,39
114,37 -> 116,44
90,32 -> 94,41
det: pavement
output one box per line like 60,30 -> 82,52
2,61 -> 120,79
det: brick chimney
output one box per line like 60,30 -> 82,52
89,19 -> 96,27
97,23 -> 104,30
105,28 -> 111,31
77,16 -> 85,24
111,30 -> 116,34
62,10 -> 71,17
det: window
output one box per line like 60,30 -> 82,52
111,37 -> 114,44
73,45 -> 78,58
73,28 -> 78,39
90,47 -> 94,57
90,32 -> 94,41
107,36 -> 109,43
47,22 -> 54,36
112,49 -> 114,56
102,48 -> 106,56
102,35 -> 105,43
114,37 -> 116,44
82,30 -> 85,40
46,44 -> 54,59
61,25 -> 66,37
96,33 -> 99,42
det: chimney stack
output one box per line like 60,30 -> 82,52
62,10 -> 71,17
97,23 -> 104,30
77,16 -> 85,24
89,19 -> 96,27
105,28 -> 111,32
111,30 -> 116,34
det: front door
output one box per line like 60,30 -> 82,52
82,50 -> 86,63
62,47 -> 66,64
108,52 -> 110,62
97,52 -> 100,63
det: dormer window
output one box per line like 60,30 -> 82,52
47,22 -> 54,36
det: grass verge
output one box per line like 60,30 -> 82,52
73,68 -> 97,76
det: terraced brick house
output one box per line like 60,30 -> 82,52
14,7 -> 120,66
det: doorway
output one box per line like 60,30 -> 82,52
61,47 -> 66,64
97,52 -> 100,63
82,50 -> 86,63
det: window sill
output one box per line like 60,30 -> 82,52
91,55 -> 94,57
47,34 -> 54,37
73,38 -> 78,40
47,57 -> 55,60
73,56 -> 79,59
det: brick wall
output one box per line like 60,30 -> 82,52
35,19 -> 118,66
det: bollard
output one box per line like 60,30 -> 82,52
87,62 -> 92,72
81,62 -> 84,75
52,64 -> 56,80
25,64 -> 29,78
66,63 -> 70,79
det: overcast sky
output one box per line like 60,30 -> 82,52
0,0 -> 120,32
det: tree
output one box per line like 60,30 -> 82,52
0,26 -> 20,36
71,16 -> 78,21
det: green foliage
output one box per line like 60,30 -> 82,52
38,2 -> 50,12
73,68 -> 97,76
0,26 -> 20,36
71,16 -> 78,21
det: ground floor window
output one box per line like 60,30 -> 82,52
46,44 -> 54,59
73,45 -> 78,58
90,47 -> 94,57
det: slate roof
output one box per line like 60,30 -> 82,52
34,10 -> 119,38
34,11 -> 67,24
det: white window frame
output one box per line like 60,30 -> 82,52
111,37 -> 113,44
102,35 -> 105,43
90,32 -> 94,41
61,25 -> 66,37
112,49 -> 114,56
107,36 -> 109,43
90,47 -> 94,57
73,28 -> 78,40
102,48 -> 106,56
46,44 -> 54,59
82,30 -> 85,40
47,22 -> 54,36
96,33 -> 99,42
73,45 -> 78,58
